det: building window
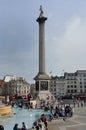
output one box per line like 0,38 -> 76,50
74,90 -> 77,93
54,81 -> 56,84
71,89 -> 73,93
54,88 -> 56,91
67,85 -> 70,88
80,89 -> 83,93
67,90 -> 70,93
71,85 -> 73,88
85,89 -> 86,92
80,82 -> 82,84
74,81 -> 76,84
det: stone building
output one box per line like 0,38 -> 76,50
50,76 -> 65,97
2,75 -> 30,97
50,70 -> 86,97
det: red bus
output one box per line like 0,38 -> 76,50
10,94 -> 28,99
74,94 -> 86,100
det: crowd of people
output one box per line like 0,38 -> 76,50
1,97 -> 86,130
49,104 -> 73,119
32,114 -> 48,130
0,101 -> 73,130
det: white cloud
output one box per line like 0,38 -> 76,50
46,16 -> 86,75
66,17 -> 81,33
58,16 -> 86,60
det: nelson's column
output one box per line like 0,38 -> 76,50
34,6 -> 52,100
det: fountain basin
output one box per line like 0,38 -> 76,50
0,105 -> 13,117
0,107 -> 49,130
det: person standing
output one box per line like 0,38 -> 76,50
13,124 -> 18,130
21,122 -> 27,130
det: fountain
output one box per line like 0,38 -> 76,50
0,105 -> 13,117
0,97 -> 13,117
0,107 -> 49,130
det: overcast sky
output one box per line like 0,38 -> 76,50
0,0 -> 86,83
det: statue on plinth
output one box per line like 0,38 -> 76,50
39,5 -> 44,17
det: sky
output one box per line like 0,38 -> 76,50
0,0 -> 86,83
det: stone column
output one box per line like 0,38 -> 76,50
34,6 -> 52,100
36,6 -> 47,74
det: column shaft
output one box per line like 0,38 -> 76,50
39,22 -> 45,73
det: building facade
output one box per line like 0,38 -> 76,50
50,76 -> 65,97
50,70 -> 86,97
1,70 -> 86,98
2,75 -> 30,97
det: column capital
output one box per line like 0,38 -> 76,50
36,16 -> 47,23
